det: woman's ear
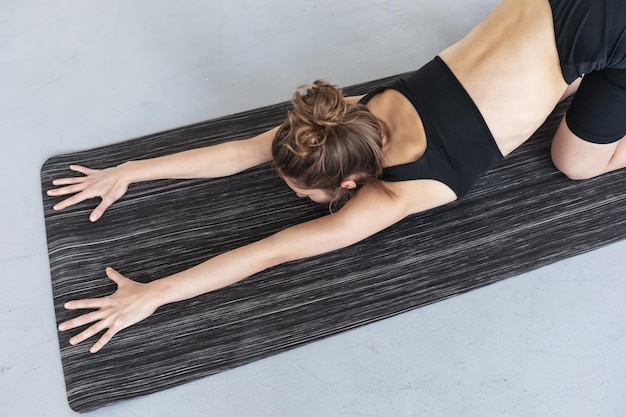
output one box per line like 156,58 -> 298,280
340,174 -> 359,190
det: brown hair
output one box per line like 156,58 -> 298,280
272,80 -> 385,201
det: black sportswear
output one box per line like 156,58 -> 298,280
359,57 -> 503,197
550,0 -> 626,143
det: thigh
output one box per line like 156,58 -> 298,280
565,70 -> 626,144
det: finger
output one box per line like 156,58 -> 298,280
90,327 -> 120,353
48,183 -> 86,197
51,176 -> 85,187
105,267 -> 127,285
58,309 -> 107,332
89,197 -> 114,222
52,190 -> 93,211
64,297 -> 110,311
68,319 -> 109,346
69,165 -> 97,175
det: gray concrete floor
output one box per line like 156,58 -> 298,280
1,1 -> 624,416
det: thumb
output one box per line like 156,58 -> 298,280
105,267 -> 127,285
89,194 -> 118,222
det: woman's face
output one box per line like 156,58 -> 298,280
281,176 -> 335,204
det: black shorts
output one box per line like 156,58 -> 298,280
550,0 -> 626,144
566,69 -> 626,144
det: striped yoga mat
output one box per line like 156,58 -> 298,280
41,76 -> 626,412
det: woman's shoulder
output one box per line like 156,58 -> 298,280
357,177 -> 457,216
363,88 -> 427,168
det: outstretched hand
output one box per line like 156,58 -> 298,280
58,267 -> 160,353
47,164 -> 129,222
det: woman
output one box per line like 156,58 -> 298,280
49,0 -> 626,353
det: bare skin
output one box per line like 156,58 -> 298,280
49,0 -> 624,353
552,124 -> 626,179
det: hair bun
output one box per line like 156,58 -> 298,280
272,80 -> 384,197
292,80 -> 347,127
286,80 -> 347,155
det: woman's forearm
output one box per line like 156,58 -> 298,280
143,212 -> 359,308
119,126 -> 278,184
146,238 -> 281,307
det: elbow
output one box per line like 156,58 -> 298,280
252,234 -> 296,270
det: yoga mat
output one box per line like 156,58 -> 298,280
41,75 -> 626,412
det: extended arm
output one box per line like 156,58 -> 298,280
59,181 -> 428,353
153,178 -> 453,300
47,126 -> 277,221
149,182 -> 414,304
117,126 -> 277,182
48,94 -> 366,221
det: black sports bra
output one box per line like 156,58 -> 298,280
359,56 -> 503,197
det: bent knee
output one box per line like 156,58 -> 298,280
551,118 -> 620,180
551,156 -> 600,180
551,143 -> 615,180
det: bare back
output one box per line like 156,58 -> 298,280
440,0 -> 569,156
360,0 -> 572,212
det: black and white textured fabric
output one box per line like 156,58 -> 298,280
41,75 -> 626,412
